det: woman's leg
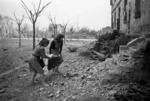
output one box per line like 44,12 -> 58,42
31,71 -> 37,83
40,74 -> 49,86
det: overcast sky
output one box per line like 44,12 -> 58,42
0,0 -> 111,31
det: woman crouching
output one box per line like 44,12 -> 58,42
28,38 -> 51,86
48,34 -> 64,72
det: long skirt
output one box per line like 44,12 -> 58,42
47,56 -> 63,71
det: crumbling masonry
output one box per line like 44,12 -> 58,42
110,0 -> 150,36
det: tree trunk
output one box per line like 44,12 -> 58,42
54,28 -> 56,38
54,29 -> 55,38
64,31 -> 66,44
18,25 -> 21,48
33,22 -> 36,50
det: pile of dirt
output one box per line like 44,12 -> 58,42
91,30 -> 132,60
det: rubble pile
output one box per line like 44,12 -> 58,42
91,31 -> 132,60
97,35 -> 150,101
68,46 -> 78,52
115,41 -> 150,101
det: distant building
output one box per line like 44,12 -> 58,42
101,26 -> 113,34
97,26 -> 113,38
110,0 -> 150,36
0,15 -> 14,38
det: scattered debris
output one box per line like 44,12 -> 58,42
0,89 -> 5,94
91,31 -> 131,61
3,49 -> 8,51
68,46 -> 78,52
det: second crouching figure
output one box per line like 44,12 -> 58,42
48,34 -> 64,73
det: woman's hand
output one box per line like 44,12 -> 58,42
47,54 -> 53,59
53,55 -> 58,57
48,54 -> 60,58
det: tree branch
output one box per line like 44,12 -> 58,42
37,0 -> 42,14
13,13 -> 25,25
14,13 -> 19,24
29,10 -> 34,22
21,0 -> 30,12
60,21 -> 69,29
22,4 -> 32,22
38,2 -> 51,16
20,15 -> 25,24
48,13 -> 56,28
32,2 -> 37,14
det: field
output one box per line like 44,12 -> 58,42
0,38 -> 91,74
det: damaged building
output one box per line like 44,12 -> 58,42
110,0 -> 150,36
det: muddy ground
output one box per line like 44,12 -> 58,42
0,38 -> 150,101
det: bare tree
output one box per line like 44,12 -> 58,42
59,21 -> 69,44
48,13 -> 57,38
21,0 -> 51,49
13,13 -> 24,47
22,23 -> 30,38
69,25 -> 76,34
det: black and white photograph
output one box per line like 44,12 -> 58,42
0,0 -> 150,101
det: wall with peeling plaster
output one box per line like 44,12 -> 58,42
110,0 -> 150,36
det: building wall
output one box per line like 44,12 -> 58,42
110,0 -> 150,36
0,16 -> 14,38
111,0 -> 127,33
